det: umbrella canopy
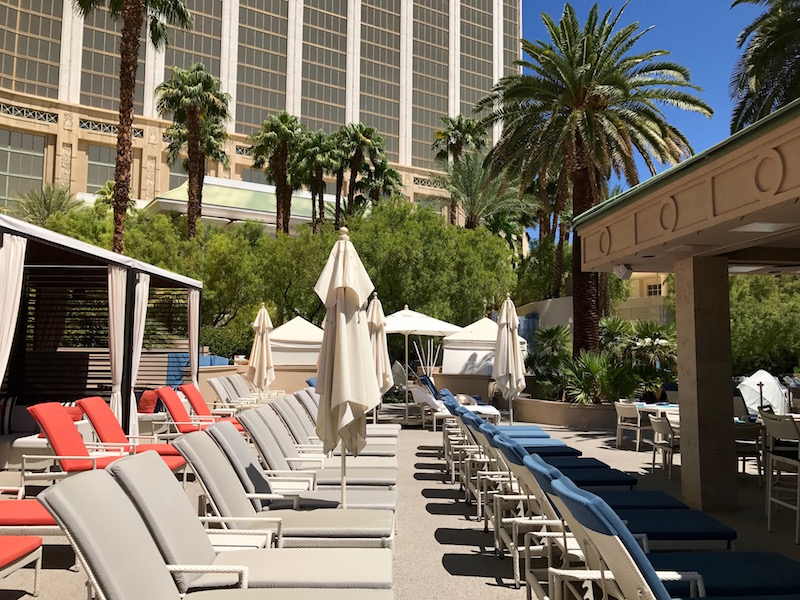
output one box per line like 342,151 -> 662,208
367,292 -> 393,395
738,369 -> 789,415
246,304 -> 275,392
384,306 -> 462,336
493,294 -> 527,423
314,227 -> 379,457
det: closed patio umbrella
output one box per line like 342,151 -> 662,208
246,303 -> 275,394
493,294 -> 526,424
367,292 -> 393,423
314,227 -> 379,507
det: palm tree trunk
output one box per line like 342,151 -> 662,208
346,151 -> 362,215
598,272 -> 611,318
111,0 -> 144,254
315,165 -> 325,227
449,197 -> 458,225
334,168 -> 343,229
570,165 -> 599,357
186,108 -> 203,239
552,217 -> 567,298
274,142 -> 291,235
310,187 -> 317,233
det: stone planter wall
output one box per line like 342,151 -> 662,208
514,397 -> 617,430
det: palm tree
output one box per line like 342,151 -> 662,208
434,151 -> 525,230
72,0 -> 191,254
431,115 -> 488,163
341,123 -> 383,216
730,0 -> 800,132
357,151 -> 403,205
249,111 -> 305,235
156,64 -> 230,239
432,115 -> 488,224
479,3 -> 711,356
12,184 -> 81,226
296,130 -> 337,231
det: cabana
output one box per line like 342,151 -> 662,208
572,97 -> 800,510
0,215 -> 202,435
442,317 -> 527,376
270,316 -> 324,366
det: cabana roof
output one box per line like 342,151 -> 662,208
0,214 -> 202,290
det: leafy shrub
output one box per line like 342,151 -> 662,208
563,350 -> 639,405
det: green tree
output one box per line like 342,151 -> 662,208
432,115 -> 489,225
731,0 -> 800,132
72,0 -> 191,254
296,129 -> 336,231
157,63 -> 231,239
433,151 -> 526,230
357,153 -> 404,206
249,111 -> 305,235
12,184 -> 81,227
341,123 -> 384,216
479,3 -> 711,356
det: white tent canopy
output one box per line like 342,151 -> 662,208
384,306 -> 463,337
270,316 -> 324,365
738,369 -> 789,415
442,317 -> 527,376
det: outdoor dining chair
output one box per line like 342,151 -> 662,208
38,466 -> 394,600
615,401 -> 653,451
761,410 -> 800,543
647,416 -> 679,478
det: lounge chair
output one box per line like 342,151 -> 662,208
207,377 -> 257,412
207,421 -> 398,511
38,467 -> 394,600
156,386 -> 222,434
0,536 -> 41,596
550,472 -> 800,599
295,388 -> 400,437
75,396 -> 183,458
237,410 -> 397,488
173,431 -> 396,548
178,383 -> 246,432
254,406 -> 397,469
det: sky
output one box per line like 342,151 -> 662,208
521,0 -> 765,185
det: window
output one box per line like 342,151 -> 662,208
0,128 -> 45,207
241,167 -> 267,185
169,161 -> 188,190
647,284 -> 662,297
86,145 -> 115,194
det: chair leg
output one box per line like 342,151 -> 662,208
635,429 -> 641,453
651,445 -> 657,472
616,427 -> 623,449
667,450 -> 673,479
33,549 -> 41,597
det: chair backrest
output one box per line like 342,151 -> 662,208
283,395 -> 319,434
551,475 -> 669,600
218,377 -> 243,402
492,435 -> 559,521
207,421 -> 275,511
226,374 -> 254,399
418,374 -> 439,398
761,410 -> 800,453
27,403 -> 91,471
178,383 -> 211,418
410,386 -> 441,410
733,395 -> 751,420
648,416 -> 674,441
236,409 -> 292,471
172,431 -> 259,528
207,377 -> 233,407
107,452 -> 216,593
271,396 -> 312,444
255,406 -> 302,461
614,401 -> 640,423
76,396 -> 130,449
294,389 -> 318,423
37,469 -> 183,600
155,387 -> 195,433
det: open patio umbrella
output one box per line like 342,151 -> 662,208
493,294 -> 526,424
246,303 -> 275,395
314,227 -> 379,507
384,306 -> 462,422
738,369 -> 789,415
367,292 -> 393,423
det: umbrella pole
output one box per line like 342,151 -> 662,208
509,394 -> 514,425
405,333 -> 409,425
341,451 -> 347,509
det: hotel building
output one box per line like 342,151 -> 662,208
0,0 -> 521,213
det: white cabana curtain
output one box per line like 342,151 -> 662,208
0,234 -> 27,390
107,266 -> 127,424
188,288 -> 200,385
127,273 -> 150,438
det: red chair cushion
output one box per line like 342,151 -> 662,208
64,407 -> 83,421
138,390 -> 159,414
178,384 -> 211,417
156,387 -> 196,434
0,500 -> 56,526
133,444 -> 182,456
76,397 -> 129,446
0,536 -> 42,566
27,403 -> 92,470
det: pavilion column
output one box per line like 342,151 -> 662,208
674,256 -> 737,510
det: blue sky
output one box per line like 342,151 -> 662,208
521,0 -> 764,184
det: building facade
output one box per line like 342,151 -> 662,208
0,0 -> 521,210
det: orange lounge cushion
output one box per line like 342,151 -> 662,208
133,443 -> 182,456
0,500 -> 56,527
37,405 -> 83,437
0,536 -> 42,565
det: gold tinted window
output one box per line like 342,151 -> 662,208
0,127 -> 45,207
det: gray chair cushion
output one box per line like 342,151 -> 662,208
107,451 -> 217,591
239,410 -> 293,471
257,509 -> 394,538
314,467 -> 397,487
189,591 -> 393,600
191,548 -> 393,590
38,470 -> 182,600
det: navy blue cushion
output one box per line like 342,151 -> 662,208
555,467 -> 637,489
305,377 -> 317,388
484,423 -> 550,438
543,457 -> 609,470
615,509 -> 736,542
493,434 -> 529,466
594,490 -> 687,510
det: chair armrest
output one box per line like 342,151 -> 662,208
199,516 -> 283,547
0,486 -> 23,500
84,442 -> 131,455
211,408 -> 237,417
125,435 -> 158,444
166,564 -> 248,589
285,457 -> 325,468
